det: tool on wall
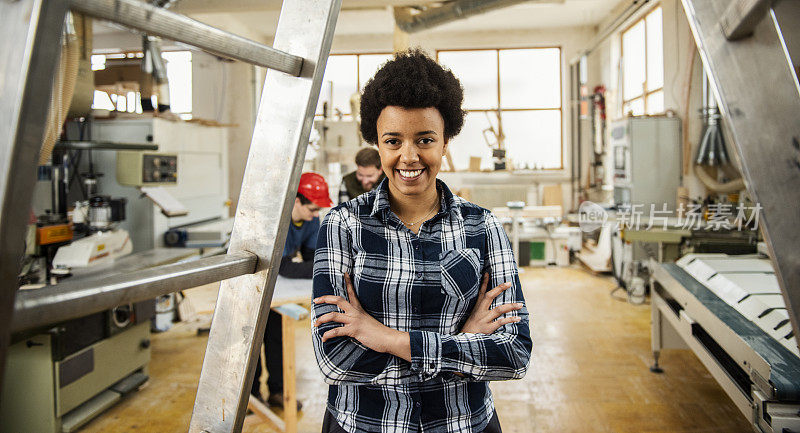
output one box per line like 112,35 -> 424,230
482,109 -> 507,170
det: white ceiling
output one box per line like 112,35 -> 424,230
95,0 -> 622,51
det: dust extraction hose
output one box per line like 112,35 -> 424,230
693,164 -> 746,193
40,13 -> 80,165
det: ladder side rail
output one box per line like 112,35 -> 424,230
681,0 -> 800,341
69,0 -> 304,75
189,0 -> 341,431
11,252 -> 257,333
0,0 -> 69,398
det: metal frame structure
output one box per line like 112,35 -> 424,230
0,0 -> 341,431
12,252 -> 257,333
680,0 -> 800,341
190,0 -> 340,430
69,0 -> 305,75
0,0 -> 69,396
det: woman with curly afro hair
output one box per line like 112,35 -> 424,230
311,49 -> 532,433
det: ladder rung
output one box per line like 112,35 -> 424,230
11,251 -> 257,333
56,140 -> 159,151
720,0 -> 772,41
68,0 -> 304,76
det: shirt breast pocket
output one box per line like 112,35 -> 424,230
439,248 -> 482,301
352,255 -> 387,311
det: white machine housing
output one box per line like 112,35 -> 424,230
610,116 -> 681,211
91,118 -> 229,251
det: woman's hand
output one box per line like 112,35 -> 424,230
313,273 -> 410,359
460,274 -> 523,334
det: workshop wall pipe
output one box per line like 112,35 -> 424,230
394,0 -> 530,34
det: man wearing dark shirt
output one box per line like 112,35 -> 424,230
251,172 -> 332,409
338,147 -> 385,203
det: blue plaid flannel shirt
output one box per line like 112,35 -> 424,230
312,178 -> 532,433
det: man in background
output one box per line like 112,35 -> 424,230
338,147 -> 384,203
251,172 -> 332,410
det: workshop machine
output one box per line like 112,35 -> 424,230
5,125 -> 154,431
6,115 -> 230,430
651,253 -> 800,431
613,218 -> 759,301
0,302 -> 153,433
88,117 -> 229,252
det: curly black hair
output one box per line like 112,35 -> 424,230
359,48 -> 466,145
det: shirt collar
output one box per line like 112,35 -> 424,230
370,177 -> 463,220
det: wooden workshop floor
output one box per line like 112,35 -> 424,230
80,266 -> 751,433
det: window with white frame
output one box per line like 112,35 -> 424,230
621,6 -> 664,116
91,50 -> 193,119
437,47 -> 563,171
315,53 -> 393,118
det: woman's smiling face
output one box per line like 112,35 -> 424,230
376,106 -> 448,197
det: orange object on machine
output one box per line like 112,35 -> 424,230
37,224 -> 73,245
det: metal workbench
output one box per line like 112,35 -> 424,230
651,258 -> 800,432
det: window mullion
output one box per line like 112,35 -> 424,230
643,11 -> 649,114
496,49 -> 501,111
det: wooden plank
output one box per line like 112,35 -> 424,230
281,314 -> 298,433
247,395 -> 284,431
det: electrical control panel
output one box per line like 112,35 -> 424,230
117,152 -> 178,186
609,117 -> 681,210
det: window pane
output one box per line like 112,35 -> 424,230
646,7 -> 664,91
316,55 -> 358,116
358,54 -> 392,90
622,97 -> 645,116
622,20 -> 646,100
499,48 -> 561,109
449,112 -> 495,170
501,110 -> 562,169
438,50 -> 498,110
163,51 -> 192,114
646,90 -> 664,114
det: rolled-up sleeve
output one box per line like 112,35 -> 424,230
408,212 -> 532,381
311,207 -> 417,385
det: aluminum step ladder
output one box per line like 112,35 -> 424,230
680,0 -> 800,341
0,0 -> 341,431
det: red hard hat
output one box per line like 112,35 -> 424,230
298,172 -> 333,208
